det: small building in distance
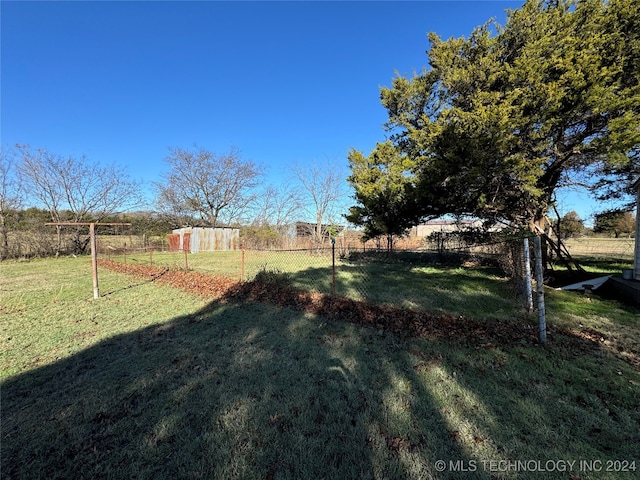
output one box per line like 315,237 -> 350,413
411,219 -> 484,237
168,227 -> 240,252
283,222 -> 347,247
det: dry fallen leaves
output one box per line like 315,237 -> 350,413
98,259 -> 545,346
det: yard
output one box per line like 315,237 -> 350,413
1,255 -> 639,479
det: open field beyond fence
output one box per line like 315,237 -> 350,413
5,230 -> 635,263
564,237 -> 634,260
96,234 -> 635,257
2,256 -> 639,479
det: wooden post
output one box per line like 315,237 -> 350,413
534,235 -> 547,345
184,247 -> 189,271
149,247 -> 153,266
90,223 -> 99,299
45,222 -> 131,300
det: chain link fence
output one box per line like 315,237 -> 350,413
11,224 -> 632,312
101,236 -> 537,309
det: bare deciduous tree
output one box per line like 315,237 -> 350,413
0,148 -> 23,259
156,145 -> 262,227
15,145 -> 142,255
253,184 -> 303,228
291,158 -> 348,245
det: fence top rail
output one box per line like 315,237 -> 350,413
247,247 -> 333,253
45,222 -> 132,226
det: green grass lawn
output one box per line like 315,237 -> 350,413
2,256 -> 639,479
110,249 -> 520,320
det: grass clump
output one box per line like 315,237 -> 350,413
253,266 -> 293,287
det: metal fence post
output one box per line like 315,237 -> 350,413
523,237 -> 533,312
534,235 -> 547,345
331,238 -> 336,296
90,223 -> 99,299
241,241 -> 245,281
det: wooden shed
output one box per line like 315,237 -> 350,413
170,227 -> 240,252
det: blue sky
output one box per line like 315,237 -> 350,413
1,0 -> 607,223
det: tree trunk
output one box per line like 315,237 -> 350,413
315,213 -> 323,246
0,212 -> 8,260
55,225 -> 62,257
531,213 -> 584,274
71,231 -> 90,255
531,216 -> 550,268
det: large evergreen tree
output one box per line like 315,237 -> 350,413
555,210 -> 584,239
374,0 -> 639,231
346,142 -> 422,250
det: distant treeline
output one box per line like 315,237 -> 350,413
0,208 -> 180,259
1,208 -> 330,259
4,208 -> 176,236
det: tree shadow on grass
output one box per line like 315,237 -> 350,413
225,265 -> 640,477
3,297 -> 477,480
287,259 -> 518,319
4,278 -> 640,480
